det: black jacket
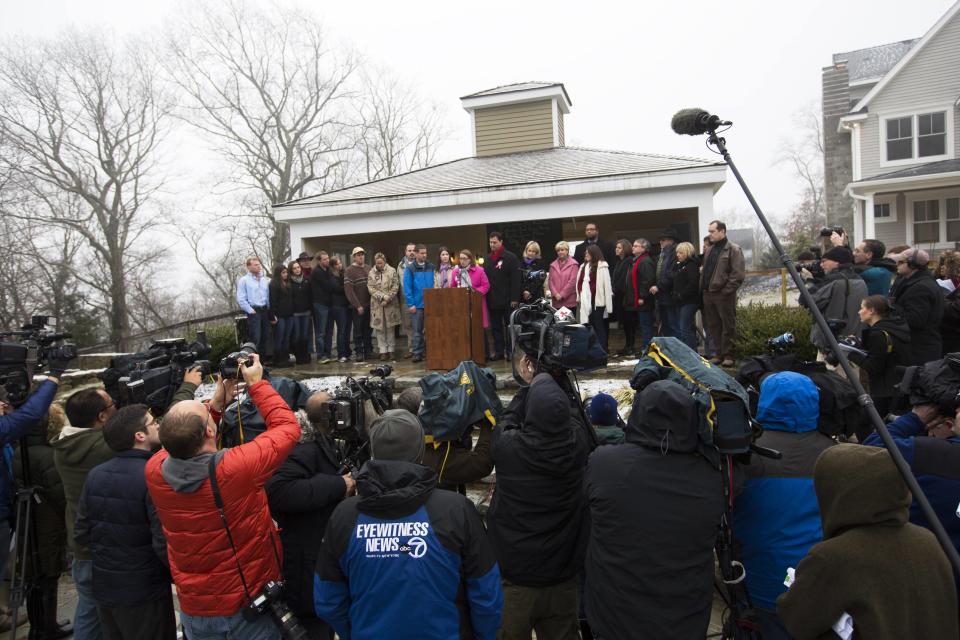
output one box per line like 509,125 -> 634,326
290,276 -> 312,314
519,257 -> 546,301
622,254 -> 656,310
671,256 -> 701,306
328,271 -> 349,308
890,270 -> 944,365
483,249 -> 522,310
654,243 -> 677,305
269,281 -> 294,318
12,425 -> 66,579
574,238 -> 615,265
584,380 -> 725,640
487,374 -> 590,587
310,266 -> 333,306
266,436 -> 347,619
852,315 -> 911,400
941,288 -> 960,355
75,449 -> 170,607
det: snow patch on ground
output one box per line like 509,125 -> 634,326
195,376 -> 347,401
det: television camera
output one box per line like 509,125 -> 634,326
320,365 -> 395,473
0,315 -> 76,404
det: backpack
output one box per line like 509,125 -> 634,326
631,337 -> 757,464
418,361 -> 502,442
219,376 -> 312,447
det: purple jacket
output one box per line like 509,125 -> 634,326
449,265 -> 491,328
548,257 -> 580,310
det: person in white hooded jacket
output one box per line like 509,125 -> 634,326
577,244 -> 614,351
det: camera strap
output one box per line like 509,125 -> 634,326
207,455 -> 282,600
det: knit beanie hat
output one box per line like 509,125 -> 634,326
588,392 -> 619,426
822,247 -> 853,264
369,409 -> 425,462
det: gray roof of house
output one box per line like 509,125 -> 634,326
277,147 -> 725,207
833,39 -> 918,84
856,158 -> 960,182
461,82 -> 563,99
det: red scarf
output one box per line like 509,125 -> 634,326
577,265 -> 597,302
490,246 -> 504,264
631,255 -> 648,307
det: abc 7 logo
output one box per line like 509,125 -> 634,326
404,536 -> 427,559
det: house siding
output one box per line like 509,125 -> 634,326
859,11 -> 960,178
874,215 -> 906,250
474,99 -> 555,156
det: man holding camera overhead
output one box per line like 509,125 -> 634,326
146,354 -> 301,640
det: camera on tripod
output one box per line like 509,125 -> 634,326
508,300 -> 607,375
101,331 -> 211,414
243,580 -> 308,640
321,366 -> 394,437
0,315 -> 76,404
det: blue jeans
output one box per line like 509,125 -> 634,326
678,303 -> 699,351
659,304 -> 679,338
246,309 -> 271,354
329,306 -> 351,358
180,610 -> 281,640
72,558 -> 102,640
637,310 -> 654,350
273,317 -> 293,355
312,303 -> 330,357
410,308 -> 425,357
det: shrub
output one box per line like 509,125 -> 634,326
198,321 -> 239,365
735,302 -> 817,360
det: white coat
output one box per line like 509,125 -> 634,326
576,261 -> 614,323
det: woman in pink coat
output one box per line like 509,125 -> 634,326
448,248 -> 491,328
545,240 -> 580,315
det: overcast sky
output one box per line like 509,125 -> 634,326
3,0 -> 955,224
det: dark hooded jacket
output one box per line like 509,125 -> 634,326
487,374 -> 590,587
855,257 -> 896,296
732,373 -> 834,611
584,380 -> 725,640
849,314 -> 911,400
942,287 -> 960,355
889,268 -> 944,365
314,460 -> 502,640
778,444 -> 958,640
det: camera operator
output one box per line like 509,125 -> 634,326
798,247 -> 867,372
584,379 -> 726,639
730,372 -> 835,639
844,295 -> 911,418
265,390 -> 356,639
889,247 -> 944,365
863,402 -> 960,563
0,364 -> 63,603
486,356 -> 590,639
146,354 -> 301,640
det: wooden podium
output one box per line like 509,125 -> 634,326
424,288 -> 486,370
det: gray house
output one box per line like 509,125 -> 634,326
823,1 -> 960,255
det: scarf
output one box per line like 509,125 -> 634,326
457,266 -> 475,290
291,274 -> 304,284
631,255 -> 648,307
490,246 -> 504,264
578,264 -> 597,307
438,263 -> 452,288
524,257 -> 536,266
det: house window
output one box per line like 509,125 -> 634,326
886,117 -> 913,161
918,112 -> 946,157
913,200 -> 940,243
874,202 -> 892,221
948,198 -> 960,242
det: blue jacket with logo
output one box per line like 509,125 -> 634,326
403,261 -> 435,309
731,372 -> 834,611
314,459 -> 502,640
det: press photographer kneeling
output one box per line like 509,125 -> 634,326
145,353 -> 304,640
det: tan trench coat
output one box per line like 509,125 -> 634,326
367,264 -> 401,332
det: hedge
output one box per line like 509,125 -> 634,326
181,321 -> 239,366
735,302 -> 817,361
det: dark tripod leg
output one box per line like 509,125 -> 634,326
8,487 -> 34,639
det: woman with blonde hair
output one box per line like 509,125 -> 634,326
545,240 -> 579,314
671,242 -> 702,350
520,240 -> 545,301
368,252 -> 401,360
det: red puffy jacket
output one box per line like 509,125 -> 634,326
145,380 -> 300,617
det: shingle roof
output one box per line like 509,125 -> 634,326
277,147 -> 724,207
461,82 -> 562,99
856,158 -> 960,182
833,39 -> 918,84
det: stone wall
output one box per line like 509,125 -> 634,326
822,63 -> 855,235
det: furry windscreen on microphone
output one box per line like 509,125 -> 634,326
670,108 -> 708,135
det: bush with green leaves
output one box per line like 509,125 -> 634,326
735,302 -> 817,360
191,321 -> 239,366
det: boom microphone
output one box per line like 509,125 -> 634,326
670,108 -> 731,135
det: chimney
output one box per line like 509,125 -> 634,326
460,82 -> 572,157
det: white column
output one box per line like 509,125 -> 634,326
864,194 -> 876,239
696,187 -> 715,243
853,197 -> 864,243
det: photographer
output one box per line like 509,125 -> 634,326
487,359 -> 590,639
853,239 -> 896,296
266,390 -> 356,639
863,402 -> 960,561
889,248 -> 944,365
845,295 -> 911,417
146,354 -> 300,640
798,247 -> 867,370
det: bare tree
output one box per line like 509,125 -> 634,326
356,68 -> 447,182
166,0 -> 358,266
0,30 -> 174,348
777,103 -> 827,257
